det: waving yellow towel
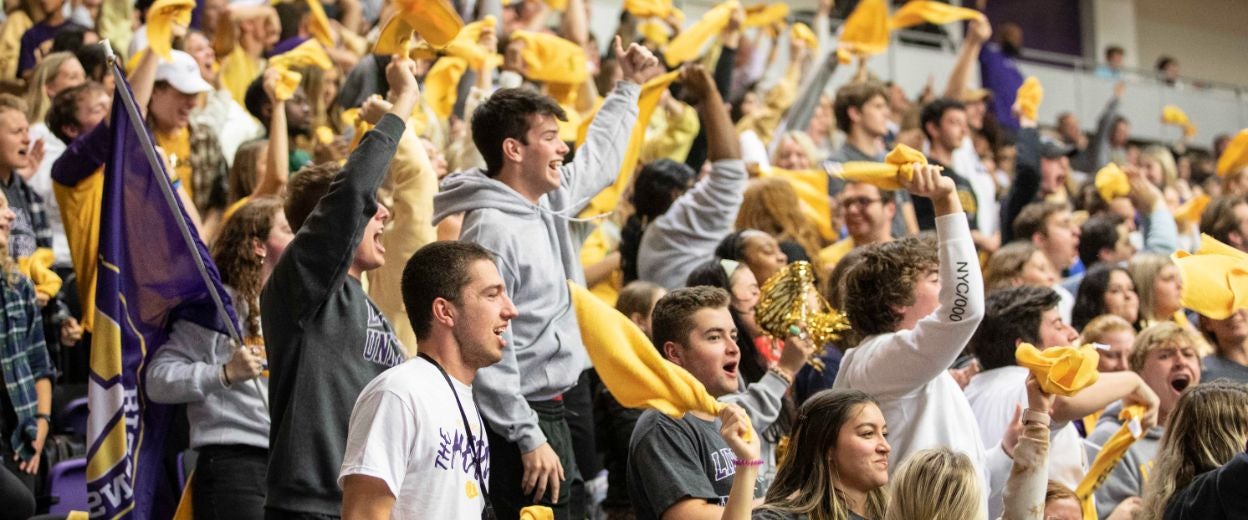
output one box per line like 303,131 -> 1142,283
509,31 -> 589,84
1172,234 -> 1248,320
392,0 -> 463,47
889,0 -> 983,30
664,1 -> 738,67
1174,194 -> 1211,226
1095,163 -> 1130,203
268,39 -> 333,101
1217,129 -> 1248,177
790,22 -> 817,49
744,3 -> 788,28
625,0 -> 682,21
145,0 -> 195,61
834,143 -> 928,191
1015,76 -> 1043,122
1162,105 -> 1197,138
838,0 -> 889,61
1014,343 -> 1100,397
424,57 -> 468,119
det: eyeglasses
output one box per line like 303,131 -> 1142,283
840,196 -> 882,209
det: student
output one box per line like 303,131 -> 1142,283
1198,309 -> 1248,384
339,241 -> 519,519
752,389 -> 890,520
1081,314 -> 1138,373
627,286 -> 804,520
432,38 -> 661,520
832,160 -> 988,505
884,448 -> 984,520
817,180 -> 896,272
1072,263 -> 1139,332
825,81 -> 913,238
0,94 -> 50,261
260,56 -> 418,519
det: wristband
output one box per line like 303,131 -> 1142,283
34,413 -> 51,423
768,367 -> 793,385
220,364 -> 232,387
1022,408 -> 1051,427
733,459 -> 764,467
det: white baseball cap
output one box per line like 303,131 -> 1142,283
154,50 -> 214,95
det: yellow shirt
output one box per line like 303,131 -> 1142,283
53,167 -> 104,330
155,127 -> 193,201
818,237 -> 855,272
218,46 -> 263,107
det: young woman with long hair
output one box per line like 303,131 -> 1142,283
1072,263 -> 1140,332
146,197 -> 293,520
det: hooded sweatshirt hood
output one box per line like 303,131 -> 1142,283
434,168 -> 542,224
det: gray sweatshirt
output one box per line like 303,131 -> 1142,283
636,159 -> 748,290
432,81 -> 640,452
147,288 -> 269,450
1089,402 -> 1163,519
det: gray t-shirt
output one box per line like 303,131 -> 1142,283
826,144 -> 910,238
1202,355 -> 1248,384
627,409 -> 738,520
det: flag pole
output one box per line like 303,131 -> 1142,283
102,42 -> 269,412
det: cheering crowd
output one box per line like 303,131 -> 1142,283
0,0 -> 1247,518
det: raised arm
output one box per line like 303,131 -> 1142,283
252,68 -> 290,199
944,16 -> 990,100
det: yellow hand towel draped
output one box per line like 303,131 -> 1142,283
1095,163 -> 1130,203
17,248 -> 62,299
888,0 -> 984,30
1216,129 -> 1248,177
743,3 -> 788,28
374,15 -> 414,55
1172,234 -> 1248,319
837,0 -> 889,62
568,281 -> 753,440
145,0 -> 195,61
1077,405 -> 1146,519
790,22 -> 817,49
1015,76 -> 1043,122
835,143 -> 927,191
760,166 -> 835,241
509,31 -> 589,84
392,0 -> 463,47
1162,105 -> 1196,138
664,1 -> 738,67
1174,194 -> 1211,226
268,39 -> 333,101
638,20 -> 671,47
424,56 -> 468,119
1014,343 -> 1100,397
303,0 -> 335,47
578,69 -> 682,218
520,506 -> 554,520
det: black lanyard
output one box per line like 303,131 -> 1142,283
418,353 -> 495,519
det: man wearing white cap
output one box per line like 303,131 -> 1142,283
149,49 -> 229,224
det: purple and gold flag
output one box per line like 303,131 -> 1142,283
86,59 -> 240,520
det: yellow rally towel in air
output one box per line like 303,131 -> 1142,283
17,248 -> 62,299
743,3 -> 788,28
1077,405 -> 1146,519
760,166 -> 835,242
1015,76 -> 1043,122
578,70 -> 682,218
790,22 -> 817,49
888,0 -> 983,30
520,506 -> 554,520
1173,194 -> 1211,226
1014,343 -> 1100,397
1172,234 -> 1248,320
391,0 -> 463,47
303,0 -> 335,47
1162,105 -> 1197,138
1095,163 -> 1130,203
664,1 -> 738,67
145,0 -> 194,61
268,39 -> 334,101
424,57 -> 468,119
624,0 -> 682,21
835,143 -> 928,191
837,0 -> 889,62
509,30 -> 589,85
1217,129 -> 1248,177
568,281 -> 753,441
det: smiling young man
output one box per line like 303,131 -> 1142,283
432,39 -> 662,519
818,181 -> 895,270
340,241 -> 518,519
260,56 -> 419,519
627,286 -> 755,520
1091,322 -> 1203,518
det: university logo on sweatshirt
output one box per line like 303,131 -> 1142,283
363,300 -> 405,367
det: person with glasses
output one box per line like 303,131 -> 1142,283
817,181 -> 895,273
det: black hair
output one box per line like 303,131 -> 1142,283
402,241 -> 498,340
51,26 -> 91,54
470,88 -> 567,177
620,159 -> 696,283
919,98 -> 966,142
1078,214 -> 1124,269
1071,263 -> 1123,331
244,75 -> 269,122
75,42 -> 111,83
47,82 -> 106,143
971,286 -> 1062,371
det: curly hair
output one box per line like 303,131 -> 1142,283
842,236 -> 937,337
211,197 -> 284,340
735,177 -> 824,262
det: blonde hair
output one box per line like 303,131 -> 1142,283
1138,380 -> 1248,520
885,448 -> 985,520
1080,314 -> 1135,345
735,177 -> 824,262
1141,145 -> 1178,189
1127,253 -> 1176,325
983,241 -> 1040,293
25,52 -> 77,125
1129,322 -> 1205,372
770,130 -> 825,167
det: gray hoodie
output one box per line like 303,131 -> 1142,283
1089,402 -> 1164,519
433,82 -> 641,452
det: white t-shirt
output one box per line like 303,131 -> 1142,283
339,357 -> 490,519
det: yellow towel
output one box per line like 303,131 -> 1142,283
424,56 -> 468,119
743,3 -> 789,28
1015,76 -> 1043,122
17,248 -> 62,300
888,0 -> 983,30
509,30 -> 589,85
268,39 -> 333,101
835,143 -> 928,191
638,20 -> 671,47
1172,234 -> 1248,320
145,0 -> 194,61
578,70 -> 682,218
838,0 -> 889,61
542,0 -> 566,10
569,281 -> 751,442
520,506 -> 554,520
1216,129 -> 1248,177
374,14 -> 414,55
1174,194 -> 1211,226
664,1 -> 738,67
1162,105 -> 1196,138
760,166 -> 834,241
303,0 -> 334,47
624,0 -> 682,21
392,0 -> 463,47
790,22 -> 817,49
1014,343 -> 1100,397
1095,163 -> 1130,203
1076,405 -> 1146,519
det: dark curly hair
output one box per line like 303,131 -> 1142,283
841,237 -> 937,337
211,197 -> 284,340
471,88 -> 567,177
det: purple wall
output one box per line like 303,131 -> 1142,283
983,0 -> 1083,58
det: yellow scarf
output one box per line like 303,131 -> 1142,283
1076,405 -> 1146,519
